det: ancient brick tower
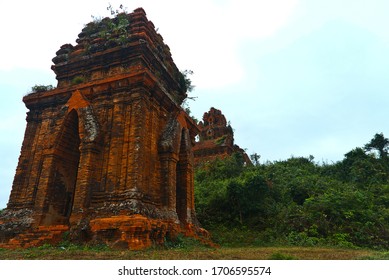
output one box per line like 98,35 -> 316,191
193,107 -> 251,166
0,8 -> 206,249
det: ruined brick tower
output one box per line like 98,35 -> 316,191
0,8 -> 207,249
193,107 -> 251,166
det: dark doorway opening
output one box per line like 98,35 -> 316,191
45,110 -> 80,225
176,130 -> 188,224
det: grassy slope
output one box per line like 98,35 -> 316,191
1,246 -> 388,260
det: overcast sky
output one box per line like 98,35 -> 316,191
1,0 -> 389,208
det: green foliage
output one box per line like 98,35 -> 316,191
179,70 -> 195,94
164,234 -> 207,250
106,3 -> 128,16
364,133 -> 389,159
208,226 -> 277,247
31,84 -> 55,93
269,252 -> 298,260
71,76 -> 85,85
181,100 -> 199,123
83,4 -> 131,52
360,251 -> 389,260
195,134 -> 389,249
329,147 -> 389,185
250,153 -> 261,166
57,241 -> 110,252
215,135 -> 227,145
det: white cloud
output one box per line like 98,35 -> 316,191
223,0 -> 300,39
146,0 -> 299,89
0,0 -> 299,89
0,1 -> 108,70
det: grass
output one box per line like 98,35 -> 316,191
1,229 -> 387,260
0,244 -> 387,260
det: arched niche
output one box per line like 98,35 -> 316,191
44,109 -> 80,225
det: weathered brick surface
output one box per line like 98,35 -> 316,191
193,107 -> 252,166
0,8 -> 206,249
1,225 -> 69,249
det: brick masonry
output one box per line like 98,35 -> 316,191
0,8 -> 208,249
193,107 -> 252,166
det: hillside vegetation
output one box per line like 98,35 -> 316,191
195,133 -> 389,249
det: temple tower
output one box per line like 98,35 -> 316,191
0,8 -> 206,249
193,107 -> 252,166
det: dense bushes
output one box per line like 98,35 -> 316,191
195,134 -> 389,249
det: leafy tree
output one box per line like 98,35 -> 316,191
250,153 -> 261,166
364,133 -> 389,159
194,135 -> 389,249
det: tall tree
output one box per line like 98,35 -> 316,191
364,133 -> 389,159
